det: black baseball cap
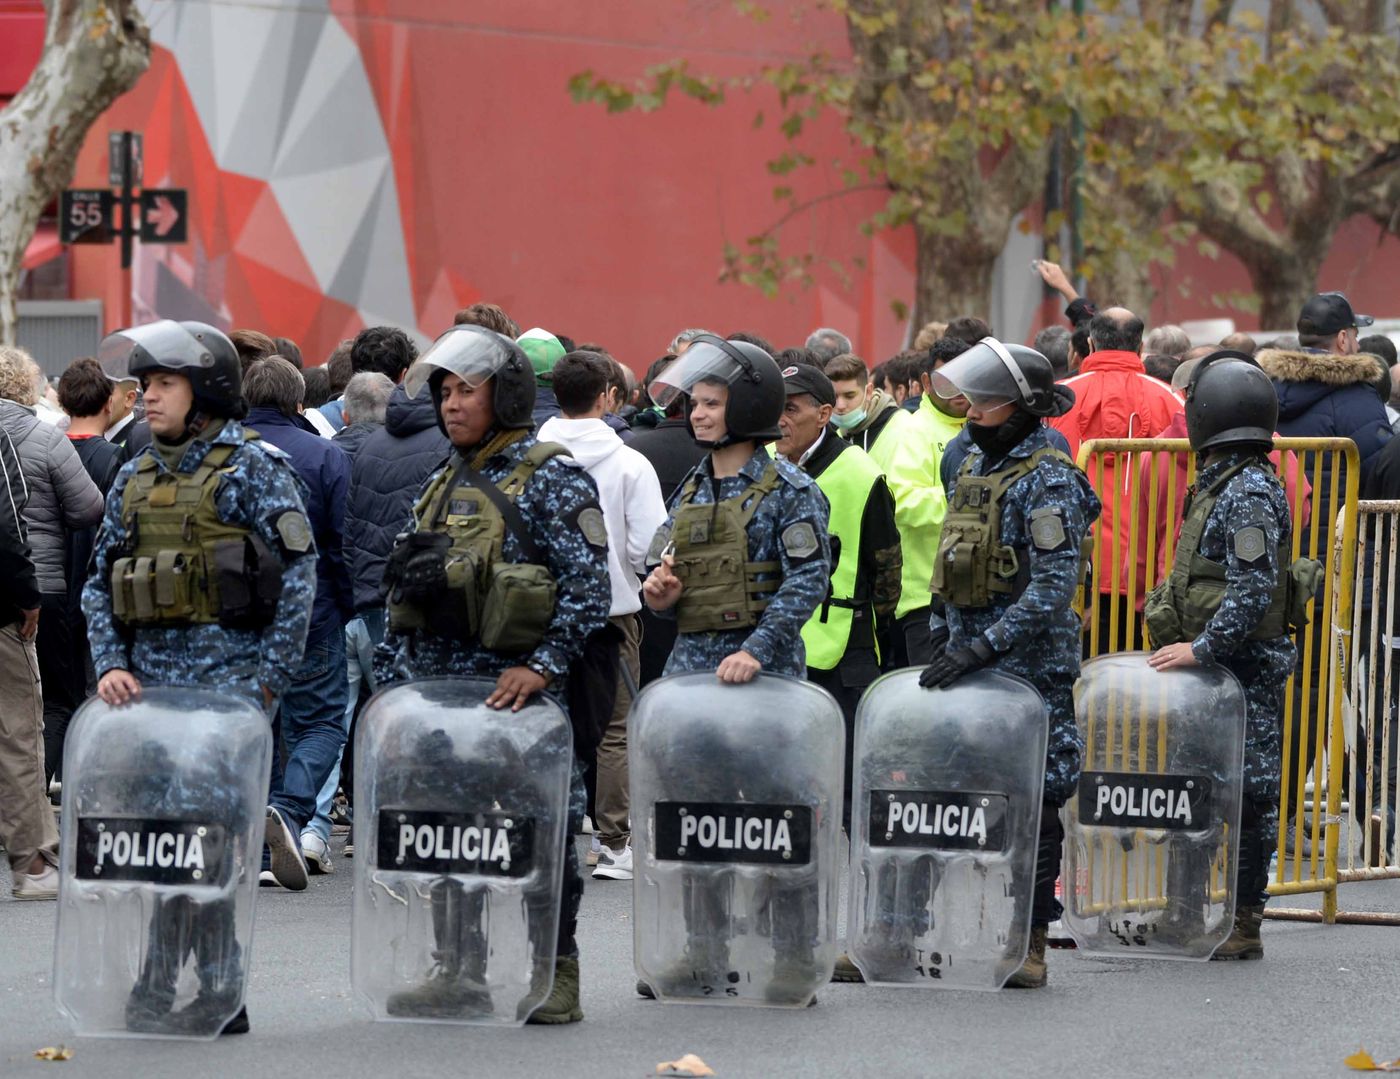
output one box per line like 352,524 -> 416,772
1298,291 -> 1373,336
780,363 -> 836,408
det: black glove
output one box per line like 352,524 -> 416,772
918,635 -> 996,690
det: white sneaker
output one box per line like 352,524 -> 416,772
11,861 -> 58,900
258,869 -> 281,888
301,833 -> 334,875
586,835 -> 602,867
265,807 -> 309,891
593,844 -> 633,881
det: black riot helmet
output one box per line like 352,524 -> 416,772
404,324 -> 537,431
99,319 -> 246,421
930,337 -> 1071,418
647,334 -> 784,447
1185,350 -> 1277,454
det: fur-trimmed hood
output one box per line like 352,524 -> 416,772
1256,348 -> 1384,389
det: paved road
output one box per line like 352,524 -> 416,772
4,834 -> 1398,1078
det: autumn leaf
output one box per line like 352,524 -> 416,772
1345,1048 -> 1400,1072
33,1046 -> 75,1061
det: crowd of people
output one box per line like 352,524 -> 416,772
0,270 -> 1396,1031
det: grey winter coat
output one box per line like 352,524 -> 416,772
0,400 -> 104,594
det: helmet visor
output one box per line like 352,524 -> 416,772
98,320 -> 208,380
648,340 -> 745,408
403,327 -> 513,398
930,338 -> 1031,409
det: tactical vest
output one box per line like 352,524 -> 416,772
931,447 -> 1083,609
802,445 -> 883,670
669,460 -> 783,635
111,440 -> 283,628
384,443 -> 564,653
1144,460 -> 1323,647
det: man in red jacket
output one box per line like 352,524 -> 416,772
1050,308 -> 1182,651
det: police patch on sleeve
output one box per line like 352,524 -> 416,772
274,510 -> 313,555
781,521 -> 821,563
1029,506 -> 1069,552
1234,525 -> 1268,566
576,506 -> 609,550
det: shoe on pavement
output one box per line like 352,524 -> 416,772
1211,905 -> 1264,960
526,957 -> 582,1024
832,953 -> 865,983
11,861 -> 58,900
265,806 -> 309,891
301,833 -> 334,875
1283,821 -> 1313,858
344,838 -> 354,859
586,835 -> 602,867
593,844 -> 633,881
259,869 -> 281,888
168,992 -> 249,1036
387,971 -> 492,1019
1006,925 -> 1048,988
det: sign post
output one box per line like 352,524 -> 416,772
58,130 -> 187,326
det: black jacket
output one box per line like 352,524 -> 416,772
344,385 -> 449,613
64,435 -> 124,617
626,417 -> 705,503
0,427 -> 39,628
332,420 -> 381,461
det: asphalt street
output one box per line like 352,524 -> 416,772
3,830 -> 1399,1079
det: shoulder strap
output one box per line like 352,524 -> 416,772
427,451 -> 546,564
737,458 -> 782,529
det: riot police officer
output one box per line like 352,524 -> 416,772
373,324 -> 611,1024
916,337 -> 1101,989
641,335 -> 832,681
1145,351 -> 1316,960
82,320 -> 318,1034
637,336 -> 832,1001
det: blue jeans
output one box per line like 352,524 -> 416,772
302,613 -> 383,843
268,628 -> 350,831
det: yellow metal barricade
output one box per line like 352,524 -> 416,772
1336,502 -> 1400,919
1076,437 -> 1360,923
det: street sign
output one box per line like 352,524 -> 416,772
139,190 -> 187,243
108,131 -> 143,187
59,190 -> 115,244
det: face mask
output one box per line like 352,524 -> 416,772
832,407 -> 866,431
967,409 -> 1038,456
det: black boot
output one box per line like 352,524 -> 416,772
125,896 -> 189,1033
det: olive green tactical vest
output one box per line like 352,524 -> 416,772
669,460 -> 783,634
111,442 -> 254,626
1144,459 -> 1321,647
931,447 -> 1079,609
386,442 -> 564,653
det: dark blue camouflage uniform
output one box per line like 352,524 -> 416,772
82,421 -> 317,705
654,448 -> 831,677
940,427 -> 1102,804
937,425 -> 1101,925
1186,451 -> 1295,908
79,424 -> 313,1032
375,434 -> 611,959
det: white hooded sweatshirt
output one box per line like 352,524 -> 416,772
537,416 -> 668,616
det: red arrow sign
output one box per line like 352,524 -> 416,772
144,194 -> 180,237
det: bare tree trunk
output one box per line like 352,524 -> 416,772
0,1 -> 149,345
912,226 -> 998,327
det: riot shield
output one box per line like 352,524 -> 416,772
352,677 -> 573,1025
847,669 -> 1047,990
54,688 -> 271,1040
1063,653 -> 1246,959
631,672 -> 845,1007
